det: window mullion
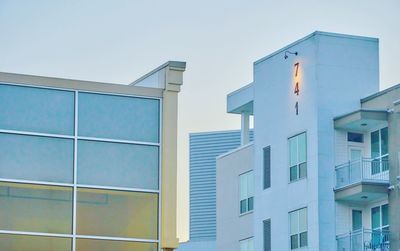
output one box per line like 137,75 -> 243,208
297,137 -> 300,180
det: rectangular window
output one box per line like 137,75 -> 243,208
0,182 -> 73,234
371,127 -> 389,174
76,188 -> 158,239
371,204 -> 389,231
263,219 -> 271,251
239,171 -> 254,214
0,84 -> 75,135
0,133 -> 74,183
240,237 -> 254,251
77,140 -> 159,190
0,233 -> 72,251
78,92 -> 160,143
76,238 -> 157,251
289,132 -> 307,182
352,210 -> 362,231
347,132 -> 364,143
289,208 -> 307,250
263,146 -> 271,189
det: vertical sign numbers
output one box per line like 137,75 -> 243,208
293,62 -> 300,115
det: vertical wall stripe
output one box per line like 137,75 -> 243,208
189,130 -> 253,241
263,219 -> 271,251
263,146 -> 271,189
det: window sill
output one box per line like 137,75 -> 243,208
288,176 -> 307,184
239,210 -> 253,217
291,246 -> 308,251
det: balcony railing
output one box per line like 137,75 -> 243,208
337,229 -> 390,251
335,158 -> 389,189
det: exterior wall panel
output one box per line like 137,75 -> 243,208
189,131 -> 253,241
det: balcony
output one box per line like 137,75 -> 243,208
337,229 -> 390,251
334,158 -> 389,204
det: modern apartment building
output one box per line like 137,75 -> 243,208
0,61 -> 186,251
216,31 -> 400,251
178,130 -> 253,251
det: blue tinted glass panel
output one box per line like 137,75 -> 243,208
382,204 -> 389,226
352,210 -> 362,230
77,140 -> 159,190
0,84 -> 74,135
371,130 -> 380,159
381,127 -> 388,155
0,133 -> 73,183
371,206 -> 381,229
78,93 -> 159,143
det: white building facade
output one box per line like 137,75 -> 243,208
217,31 -> 400,251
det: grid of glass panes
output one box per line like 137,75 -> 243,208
371,204 -> 389,231
371,127 -> 389,175
289,208 -> 307,250
0,83 -> 160,251
239,171 -> 254,214
288,132 -> 307,182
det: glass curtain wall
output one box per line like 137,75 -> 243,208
0,83 -> 161,251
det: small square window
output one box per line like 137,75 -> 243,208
240,199 -> 248,214
248,197 -> 254,211
299,163 -> 307,179
300,232 -> 308,247
290,166 -> 298,181
290,235 -> 298,250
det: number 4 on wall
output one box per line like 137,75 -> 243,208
294,82 -> 299,95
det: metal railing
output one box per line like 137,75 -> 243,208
335,158 -> 389,189
337,229 -> 390,251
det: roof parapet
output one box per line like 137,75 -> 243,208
254,31 -> 378,66
130,61 -> 186,90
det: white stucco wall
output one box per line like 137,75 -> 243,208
216,143 -> 254,251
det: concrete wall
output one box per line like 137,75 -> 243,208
216,143 -> 254,251
252,32 -> 379,251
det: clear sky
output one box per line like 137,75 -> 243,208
1,0 -> 399,242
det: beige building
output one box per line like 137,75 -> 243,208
0,61 -> 185,251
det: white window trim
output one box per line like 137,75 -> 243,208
370,127 -> 389,174
371,203 -> 389,231
288,132 -> 307,183
239,171 -> 254,215
239,237 -> 254,251
289,207 -> 308,250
